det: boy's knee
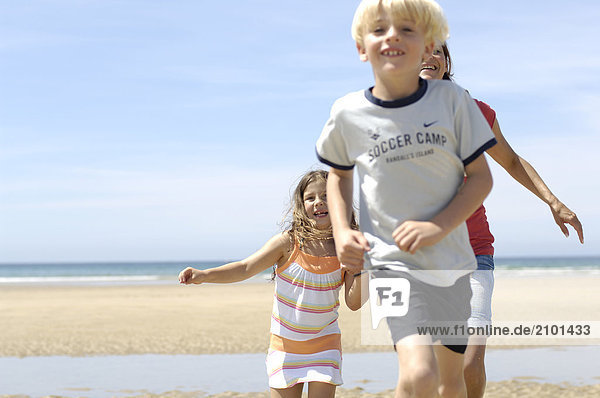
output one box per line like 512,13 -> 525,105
438,378 -> 466,398
398,366 -> 439,397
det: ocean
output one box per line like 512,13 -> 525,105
1,256 -> 599,286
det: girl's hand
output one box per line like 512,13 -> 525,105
393,221 -> 446,254
178,267 -> 204,284
334,228 -> 370,273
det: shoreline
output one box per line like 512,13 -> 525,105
2,348 -> 600,397
1,275 -> 599,357
1,276 -> 599,397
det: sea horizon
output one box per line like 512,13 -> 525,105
1,255 -> 599,286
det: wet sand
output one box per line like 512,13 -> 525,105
1,275 -> 598,396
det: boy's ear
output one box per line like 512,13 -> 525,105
356,42 -> 369,62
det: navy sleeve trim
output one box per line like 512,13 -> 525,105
315,148 -> 354,170
462,138 -> 497,167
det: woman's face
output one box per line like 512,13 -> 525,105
419,44 -> 446,80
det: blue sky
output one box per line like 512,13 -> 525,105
1,0 -> 598,262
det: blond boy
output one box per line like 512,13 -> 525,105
316,0 -> 497,397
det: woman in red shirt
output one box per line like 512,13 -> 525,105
420,42 -> 584,398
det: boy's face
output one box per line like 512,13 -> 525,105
357,12 -> 433,82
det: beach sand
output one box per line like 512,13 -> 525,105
1,275 -> 599,396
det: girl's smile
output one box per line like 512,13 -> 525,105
303,180 -> 331,230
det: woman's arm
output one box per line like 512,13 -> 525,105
178,232 -> 292,284
485,119 -> 584,243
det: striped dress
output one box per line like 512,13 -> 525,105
266,243 -> 345,388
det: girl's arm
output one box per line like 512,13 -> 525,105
393,154 -> 493,254
327,168 -> 370,272
344,271 -> 369,311
485,119 -> 584,243
178,232 -> 292,284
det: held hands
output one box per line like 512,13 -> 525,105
334,228 -> 371,274
178,267 -> 205,285
550,201 -> 584,244
393,220 -> 447,254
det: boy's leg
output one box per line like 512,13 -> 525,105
394,335 -> 439,398
434,344 -> 467,398
307,381 -> 336,398
270,383 -> 304,398
463,342 -> 486,398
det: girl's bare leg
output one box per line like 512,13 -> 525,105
270,383 -> 304,398
307,381 -> 336,398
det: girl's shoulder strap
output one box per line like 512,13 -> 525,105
275,232 -> 300,275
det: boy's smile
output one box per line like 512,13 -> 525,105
357,15 -> 433,99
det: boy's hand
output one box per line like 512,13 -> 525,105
178,267 -> 204,284
393,221 -> 446,254
334,228 -> 370,273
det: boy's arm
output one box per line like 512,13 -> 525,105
327,168 -> 370,272
178,233 -> 291,284
393,154 -> 493,254
485,119 -> 584,243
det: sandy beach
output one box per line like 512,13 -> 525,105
1,274 -> 599,396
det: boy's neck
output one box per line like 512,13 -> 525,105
371,74 -> 422,101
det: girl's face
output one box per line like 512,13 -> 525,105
303,179 -> 330,230
419,44 -> 446,80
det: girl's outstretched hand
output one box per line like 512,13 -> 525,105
178,267 -> 204,284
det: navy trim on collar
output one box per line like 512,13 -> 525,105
364,78 -> 428,108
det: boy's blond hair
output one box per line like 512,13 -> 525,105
351,0 -> 449,47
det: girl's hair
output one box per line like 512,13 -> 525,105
441,41 -> 453,81
284,169 -> 358,247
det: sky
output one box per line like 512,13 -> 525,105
1,0 -> 598,263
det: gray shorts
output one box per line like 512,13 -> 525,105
373,270 -> 472,353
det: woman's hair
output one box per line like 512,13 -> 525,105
283,169 -> 358,246
351,0 -> 449,48
441,41 -> 453,81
